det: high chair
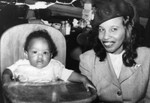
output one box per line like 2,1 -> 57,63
0,23 -> 67,103
0,23 -> 66,77
0,23 -> 97,103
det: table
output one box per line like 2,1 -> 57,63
3,81 -> 97,103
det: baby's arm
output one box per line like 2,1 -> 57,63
67,72 -> 96,91
53,59 -> 96,90
2,69 -> 20,93
2,69 -> 13,84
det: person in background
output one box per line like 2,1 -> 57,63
79,0 -> 150,102
2,29 -> 95,91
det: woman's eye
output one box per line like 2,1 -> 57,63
99,28 -> 104,32
111,27 -> 118,32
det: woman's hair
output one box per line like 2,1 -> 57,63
24,29 -> 57,58
92,16 -> 140,67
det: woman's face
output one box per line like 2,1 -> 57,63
98,17 -> 126,54
26,38 -> 51,69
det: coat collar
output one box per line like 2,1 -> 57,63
95,54 -> 141,88
119,63 -> 141,83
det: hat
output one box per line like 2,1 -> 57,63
91,0 -> 134,27
77,0 -> 135,47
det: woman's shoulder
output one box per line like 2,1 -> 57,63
136,47 -> 150,60
136,47 -> 150,64
80,49 -> 95,57
80,49 -> 96,60
137,47 -> 150,55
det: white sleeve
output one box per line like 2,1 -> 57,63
52,60 -> 73,82
7,60 -> 28,79
61,67 -> 73,82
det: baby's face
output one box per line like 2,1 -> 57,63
26,38 -> 51,69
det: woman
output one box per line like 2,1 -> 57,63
79,0 -> 150,102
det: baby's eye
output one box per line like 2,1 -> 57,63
32,51 -> 37,54
43,51 -> 50,55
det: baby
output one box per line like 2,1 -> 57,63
2,29 -> 95,90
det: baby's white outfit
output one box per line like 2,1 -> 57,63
7,59 -> 73,82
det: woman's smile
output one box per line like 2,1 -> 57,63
103,41 -> 115,48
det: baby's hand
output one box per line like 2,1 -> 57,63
82,76 -> 96,92
3,81 -> 20,89
16,75 -> 28,82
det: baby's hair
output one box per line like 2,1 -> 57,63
24,29 -> 57,58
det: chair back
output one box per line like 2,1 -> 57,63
0,24 -> 66,76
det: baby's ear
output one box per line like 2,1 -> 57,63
24,51 -> 28,59
51,54 -> 53,58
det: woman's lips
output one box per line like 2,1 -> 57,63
103,41 -> 114,48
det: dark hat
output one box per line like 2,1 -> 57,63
91,0 -> 134,27
77,0 -> 135,47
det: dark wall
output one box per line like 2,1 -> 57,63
0,81 -> 4,103
127,0 -> 150,17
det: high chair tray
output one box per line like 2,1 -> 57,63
3,81 -> 97,103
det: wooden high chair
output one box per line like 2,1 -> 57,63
0,23 -> 66,77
